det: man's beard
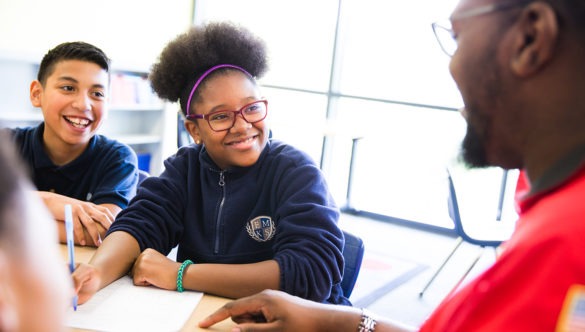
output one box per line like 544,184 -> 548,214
460,122 -> 489,168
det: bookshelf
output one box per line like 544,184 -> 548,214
0,52 -> 168,175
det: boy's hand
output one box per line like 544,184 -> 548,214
76,202 -> 116,230
70,202 -> 114,246
38,191 -> 117,246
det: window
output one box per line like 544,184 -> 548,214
193,0 -> 519,231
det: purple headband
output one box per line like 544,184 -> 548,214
185,64 -> 253,119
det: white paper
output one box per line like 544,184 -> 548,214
66,276 -> 203,332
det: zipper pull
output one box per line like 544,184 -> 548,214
219,171 -> 225,187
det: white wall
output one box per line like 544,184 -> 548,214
0,0 -> 192,71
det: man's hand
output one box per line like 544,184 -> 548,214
198,289 -> 335,331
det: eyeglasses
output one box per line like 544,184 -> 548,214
432,1 -> 533,56
187,100 -> 268,132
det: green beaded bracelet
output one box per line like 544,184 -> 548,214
176,259 -> 193,293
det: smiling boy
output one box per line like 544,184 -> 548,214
5,42 -> 138,247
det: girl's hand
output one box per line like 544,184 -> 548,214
72,262 -> 102,305
131,248 -> 181,290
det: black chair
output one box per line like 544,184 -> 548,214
138,169 -> 150,185
419,169 -> 516,297
341,230 -> 365,298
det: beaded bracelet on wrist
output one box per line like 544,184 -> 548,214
176,259 -> 193,293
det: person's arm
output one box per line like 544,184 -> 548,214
39,191 -> 117,246
131,248 -> 280,298
181,259 -> 281,298
73,231 -> 141,304
198,289 -> 416,332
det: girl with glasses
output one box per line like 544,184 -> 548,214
73,21 -> 349,306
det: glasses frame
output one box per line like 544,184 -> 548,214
432,21 -> 458,57
432,0 -> 533,56
186,99 -> 268,132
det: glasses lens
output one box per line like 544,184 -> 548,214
208,111 -> 234,131
432,22 -> 457,56
242,101 -> 267,123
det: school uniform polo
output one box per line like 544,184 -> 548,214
420,146 -> 585,331
8,123 -> 138,208
108,139 -> 350,305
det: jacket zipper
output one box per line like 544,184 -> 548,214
214,171 -> 226,254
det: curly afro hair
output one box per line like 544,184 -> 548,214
149,21 -> 268,115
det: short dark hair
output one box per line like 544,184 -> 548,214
149,21 -> 268,116
37,41 -> 111,85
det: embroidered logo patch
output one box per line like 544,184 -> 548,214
557,284 -> 585,332
246,216 -> 275,242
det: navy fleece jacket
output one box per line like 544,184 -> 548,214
108,139 -> 349,305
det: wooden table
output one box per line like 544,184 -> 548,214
60,245 -> 235,331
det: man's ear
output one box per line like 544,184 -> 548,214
29,80 -> 43,108
0,252 -> 18,331
184,120 -> 202,144
510,2 -> 559,77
